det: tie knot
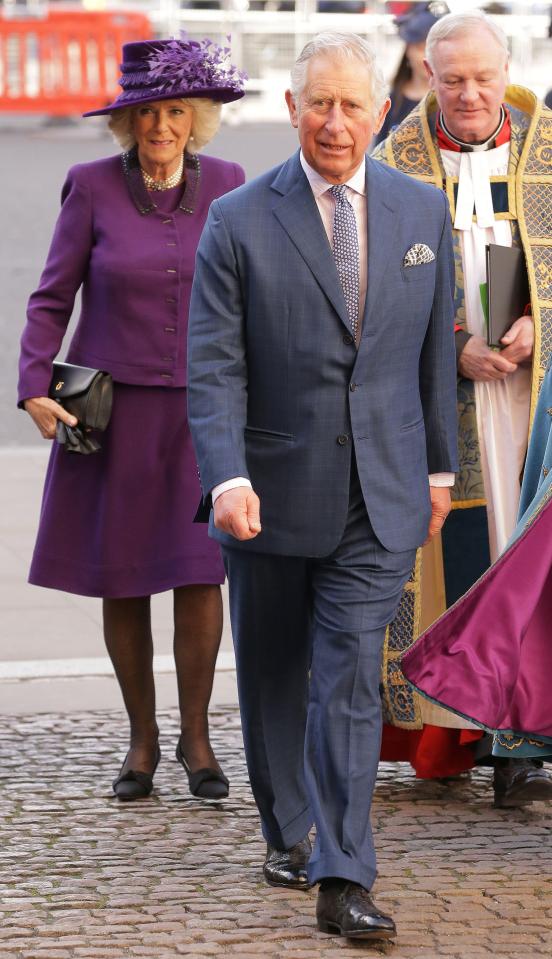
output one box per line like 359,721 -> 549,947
329,184 -> 347,201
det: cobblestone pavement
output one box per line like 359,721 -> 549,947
1,706 -> 551,959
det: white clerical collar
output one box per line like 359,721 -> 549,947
300,151 -> 366,197
440,106 -> 507,153
454,148 -> 511,231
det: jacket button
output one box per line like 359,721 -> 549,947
337,434 -> 349,446
350,382 -> 357,392
343,333 -> 354,345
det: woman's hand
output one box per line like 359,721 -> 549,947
23,397 -> 78,440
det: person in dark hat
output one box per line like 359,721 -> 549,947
17,36 -> 245,801
373,1 -> 448,148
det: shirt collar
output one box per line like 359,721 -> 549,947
300,151 -> 366,197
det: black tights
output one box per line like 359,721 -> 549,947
103,584 -> 223,775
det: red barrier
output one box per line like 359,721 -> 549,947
0,9 -> 151,114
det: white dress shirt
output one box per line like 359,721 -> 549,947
212,154 -> 453,503
299,151 -> 368,324
441,142 -> 530,558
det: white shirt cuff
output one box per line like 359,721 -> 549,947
428,473 -> 455,487
213,474 -> 453,503
211,477 -> 252,504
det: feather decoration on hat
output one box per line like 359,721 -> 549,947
144,34 -> 247,96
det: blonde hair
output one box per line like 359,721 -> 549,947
108,98 -> 222,153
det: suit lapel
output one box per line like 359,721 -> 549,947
271,154 -> 351,331
363,158 -> 400,337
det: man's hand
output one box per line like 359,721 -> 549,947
214,487 -> 262,541
499,314 -> 534,366
458,334 -> 517,381
424,486 -> 452,545
24,396 -> 78,440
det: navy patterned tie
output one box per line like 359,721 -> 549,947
329,184 -> 360,338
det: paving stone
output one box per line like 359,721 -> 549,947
173,946 -> 221,955
73,951 -> 131,958
1,705 -> 552,958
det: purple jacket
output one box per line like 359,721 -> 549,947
18,149 -> 245,402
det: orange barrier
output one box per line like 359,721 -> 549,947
0,9 -> 152,114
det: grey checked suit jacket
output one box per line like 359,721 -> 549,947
187,151 -> 458,556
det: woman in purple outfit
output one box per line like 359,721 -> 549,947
17,36 -> 246,801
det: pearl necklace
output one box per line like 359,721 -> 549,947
141,154 -> 185,191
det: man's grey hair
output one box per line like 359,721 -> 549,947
108,98 -> 222,153
425,9 -> 509,69
290,31 -> 388,117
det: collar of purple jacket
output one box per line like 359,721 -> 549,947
121,146 -> 201,216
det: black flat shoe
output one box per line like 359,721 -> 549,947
175,738 -> 229,800
317,879 -> 396,940
112,746 -> 161,801
263,837 -> 312,889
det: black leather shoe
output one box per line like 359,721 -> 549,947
175,738 -> 229,800
317,879 -> 396,940
494,759 -> 552,808
263,837 -> 312,889
113,747 -> 161,801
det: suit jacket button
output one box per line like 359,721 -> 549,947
350,382 -> 357,392
343,333 -> 354,345
337,434 -> 349,446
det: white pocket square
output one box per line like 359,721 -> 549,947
403,243 -> 436,267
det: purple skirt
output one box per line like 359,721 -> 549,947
29,384 -> 224,597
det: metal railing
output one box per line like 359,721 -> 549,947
149,4 -> 552,116
1,1 -> 550,117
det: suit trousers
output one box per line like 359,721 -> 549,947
222,463 -> 416,889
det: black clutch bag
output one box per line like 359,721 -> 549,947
49,362 -> 113,454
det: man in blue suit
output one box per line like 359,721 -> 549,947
188,31 -> 458,940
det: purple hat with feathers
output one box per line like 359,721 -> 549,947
83,34 -> 246,117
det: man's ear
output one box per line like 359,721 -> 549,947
373,97 -> 391,135
504,56 -> 510,85
285,89 -> 299,128
423,59 -> 435,87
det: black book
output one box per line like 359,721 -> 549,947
486,243 -> 530,348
